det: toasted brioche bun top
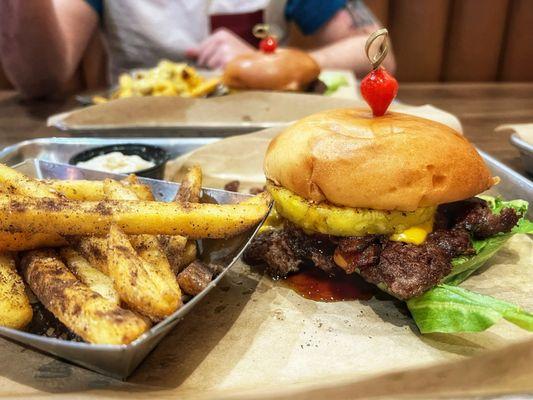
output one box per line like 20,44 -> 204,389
264,109 -> 495,211
222,48 -> 320,91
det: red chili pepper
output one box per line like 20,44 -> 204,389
259,36 -> 277,53
360,67 -> 398,117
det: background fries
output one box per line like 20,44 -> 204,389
20,250 -> 149,344
0,253 -> 32,329
98,60 -> 220,102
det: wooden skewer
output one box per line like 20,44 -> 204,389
365,28 -> 390,70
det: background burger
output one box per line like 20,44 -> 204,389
244,108 -> 527,303
222,48 -> 326,93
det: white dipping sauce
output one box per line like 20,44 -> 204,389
76,152 -> 155,173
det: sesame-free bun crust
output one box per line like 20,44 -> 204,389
222,48 -> 320,91
264,109 -> 495,211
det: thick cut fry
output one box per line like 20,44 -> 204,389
104,179 -> 182,320
177,240 -> 198,272
60,248 -> 120,304
107,225 -> 181,320
158,234 -> 188,274
158,239 -> 197,274
0,253 -> 32,329
103,179 -> 138,201
0,192 -> 271,238
43,179 -> 153,201
175,165 -> 202,203
103,179 -> 182,307
71,236 -> 109,273
0,166 -> 141,256
121,175 -> 155,200
129,235 -> 182,289
69,179 -> 138,285
121,174 -> 139,186
0,231 -> 66,252
161,165 -> 202,272
0,165 -> 65,251
0,163 -> 59,198
188,77 -> 221,97
177,260 -> 214,295
20,250 -> 149,344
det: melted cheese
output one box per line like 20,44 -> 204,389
258,208 -> 284,234
390,219 -> 434,245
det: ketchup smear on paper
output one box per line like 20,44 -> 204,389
284,267 -> 377,302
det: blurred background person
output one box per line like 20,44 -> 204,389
0,0 -> 394,99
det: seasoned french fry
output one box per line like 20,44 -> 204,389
20,249 -> 150,344
0,252 -> 32,329
60,248 -> 120,304
0,192 -> 271,238
0,162 -> 151,201
0,231 -> 66,252
71,236 -> 109,273
158,234 -> 187,274
106,61 -> 218,101
103,178 -> 182,284
103,178 -> 138,201
107,225 -> 181,320
121,175 -> 154,200
161,165 -> 202,272
103,179 -> 182,316
0,165 -> 65,251
129,234 -> 182,290
43,179 -> 154,201
177,260 -> 214,296
177,240 -> 198,271
175,165 -> 202,203
188,77 -> 221,98
0,163 -> 59,198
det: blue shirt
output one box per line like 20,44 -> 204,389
85,0 -> 346,35
285,0 -> 346,35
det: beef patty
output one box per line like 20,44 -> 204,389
243,198 -> 519,300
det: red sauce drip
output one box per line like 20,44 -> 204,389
284,267 -> 376,302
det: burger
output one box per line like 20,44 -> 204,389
243,109 -> 530,312
222,48 -> 325,93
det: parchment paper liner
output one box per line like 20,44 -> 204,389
48,91 -> 461,133
2,105 -> 531,399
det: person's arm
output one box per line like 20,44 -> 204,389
0,0 -> 98,98
288,1 -> 396,77
310,33 -> 396,78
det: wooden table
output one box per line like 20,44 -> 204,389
398,82 -> 533,176
0,83 -> 531,177
0,83 -> 532,398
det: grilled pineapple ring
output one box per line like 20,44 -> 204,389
267,183 -> 435,237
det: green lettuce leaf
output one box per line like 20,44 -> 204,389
322,74 -> 349,95
445,197 -> 532,286
407,197 -> 532,333
407,284 -> 533,333
444,234 -> 512,286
